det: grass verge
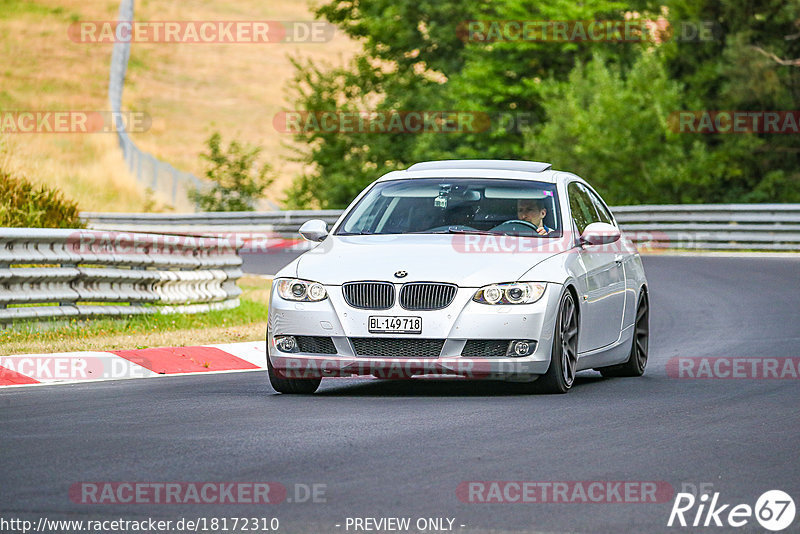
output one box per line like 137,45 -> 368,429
0,276 -> 271,356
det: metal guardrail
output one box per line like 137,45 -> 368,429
0,229 -> 243,326
82,205 -> 800,251
82,210 -> 344,238
613,204 -> 800,251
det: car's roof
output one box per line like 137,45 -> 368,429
409,160 -> 552,173
376,159 -> 563,183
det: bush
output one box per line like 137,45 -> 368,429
527,51 -> 724,205
0,170 -> 85,228
190,132 -> 273,211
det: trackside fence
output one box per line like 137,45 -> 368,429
82,205 -> 800,251
0,229 -> 243,327
109,0 -> 203,211
612,204 -> 800,251
81,211 -> 344,238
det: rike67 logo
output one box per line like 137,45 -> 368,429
668,489 -> 796,531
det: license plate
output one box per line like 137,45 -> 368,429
368,315 -> 422,334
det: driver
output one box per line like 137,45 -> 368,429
517,199 -> 551,235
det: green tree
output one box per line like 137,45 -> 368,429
286,0 -> 799,207
528,51 -> 723,205
190,132 -> 273,211
415,0 -> 638,162
285,0 -> 632,208
283,56 -> 415,208
658,0 -> 800,201
284,0 -> 479,208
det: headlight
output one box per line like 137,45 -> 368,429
276,278 -> 328,302
473,282 -> 546,305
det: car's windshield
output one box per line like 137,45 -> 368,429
336,178 -> 561,237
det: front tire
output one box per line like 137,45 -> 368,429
598,290 -> 649,378
534,290 -> 579,394
266,331 -> 321,394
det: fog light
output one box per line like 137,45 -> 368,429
275,335 -> 298,353
508,340 -> 536,357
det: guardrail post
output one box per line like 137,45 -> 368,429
150,155 -> 158,190
171,167 -> 179,204
106,0 -> 205,211
125,139 -> 133,173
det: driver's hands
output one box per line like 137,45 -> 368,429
536,226 -> 548,235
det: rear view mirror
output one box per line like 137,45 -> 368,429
580,222 -> 620,245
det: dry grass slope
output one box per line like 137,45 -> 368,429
0,0 -> 358,212
0,0 -> 154,212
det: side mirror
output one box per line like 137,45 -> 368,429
299,219 -> 329,242
580,222 -> 620,246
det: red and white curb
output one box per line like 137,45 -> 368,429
0,341 -> 267,388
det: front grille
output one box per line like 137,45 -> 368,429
461,339 -> 510,358
342,282 -> 395,310
399,282 -> 458,311
295,336 -> 336,354
350,338 -> 445,358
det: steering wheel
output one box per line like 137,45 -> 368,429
490,220 -> 542,233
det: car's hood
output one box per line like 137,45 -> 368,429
291,234 -> 567,287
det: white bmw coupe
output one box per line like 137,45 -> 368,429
267,160 -> 649,394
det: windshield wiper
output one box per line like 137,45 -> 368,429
427,228 -> 505,236
337,230 -> 376,236
415,228 -> 553,237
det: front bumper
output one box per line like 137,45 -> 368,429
267,283 -> 563,381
